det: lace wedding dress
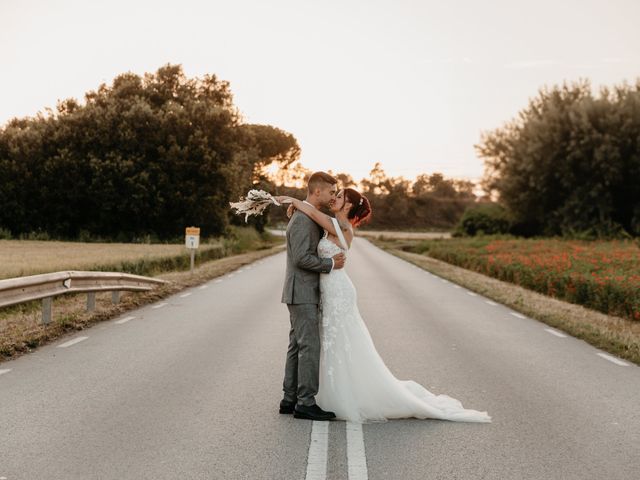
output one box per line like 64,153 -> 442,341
315,221 -> 492,424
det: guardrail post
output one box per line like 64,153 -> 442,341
87,292 -> 96,311
111,291 -> 120,304
42,297 -> 52,325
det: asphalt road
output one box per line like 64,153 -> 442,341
1,238 -> 638,479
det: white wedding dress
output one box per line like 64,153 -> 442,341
315,221 -> 491,424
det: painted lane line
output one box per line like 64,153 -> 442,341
346,422 -> 368,480
510,312 -> 526,319
57,336 -> 89,348
544,328 -> 567,338
305,421 -> 329,480
179,292 -> 193,298
0,369 -> 11,376
485,300 -> 498,306
597,353 -> 630,367
115,316 -> 135,324
152,302 -> 168,309
466,291 -> 478,297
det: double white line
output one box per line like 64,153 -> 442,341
305,421 -> 368,480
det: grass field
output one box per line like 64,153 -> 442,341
388,236 -> 640,322
0,241 -> 208,279
0,227 -> 279,280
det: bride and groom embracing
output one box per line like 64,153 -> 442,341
276,171 -> 491,424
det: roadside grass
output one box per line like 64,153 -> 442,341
0,227 -> 284,363
396,236 -> 640,322
370,237 -> 640,366
0,226 -> 277,279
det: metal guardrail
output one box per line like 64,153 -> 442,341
0,271 -> 167,324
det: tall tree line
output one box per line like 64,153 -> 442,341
0,64 -> 299,241
477,79 -> 640,238
265,163 -> 478,230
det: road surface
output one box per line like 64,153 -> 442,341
1,238 -> 638,479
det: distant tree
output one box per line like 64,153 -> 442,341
332,172 -> 357,189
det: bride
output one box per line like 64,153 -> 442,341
276,189 -> 491,424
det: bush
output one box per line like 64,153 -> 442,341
454,203 -> 512,236
0,227 -> 12,239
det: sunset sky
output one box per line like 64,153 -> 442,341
1,0 -> 639,184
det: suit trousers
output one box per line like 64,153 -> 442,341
283,303 -> 321,406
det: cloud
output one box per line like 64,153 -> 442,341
419,57 -> 475,65
504,60 -> 560,69
602,57 -> 626,63
505,57 -> 639,70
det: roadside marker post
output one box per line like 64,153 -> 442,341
185,227 -> 200,274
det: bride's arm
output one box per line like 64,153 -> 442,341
276,196 -> 342,237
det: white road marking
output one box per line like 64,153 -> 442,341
485,300 -> 498,306
544,328 -> 567,338
466,291 -> 478,297
198,285 -> 209,290
346,422 -> 368,480
0,369 -> 11,376
510,312 -> 526,319
115,316 -> 135,324
57,336 -> 88,348
179,292 -> 193,298
152,302 -> 168,309
597,353 -> 630,367
305,421 -> 329,480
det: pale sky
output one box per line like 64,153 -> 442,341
1,0 -> 639,184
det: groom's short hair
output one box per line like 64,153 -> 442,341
308,171 -> 337,193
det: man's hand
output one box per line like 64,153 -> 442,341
332,253 -> 346,269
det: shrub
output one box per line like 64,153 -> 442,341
454,203 -> 512,236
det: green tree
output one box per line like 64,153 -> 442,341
477,79 -> 640,237
0,64 -> 300,241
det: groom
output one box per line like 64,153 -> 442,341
280,171 -> 346,421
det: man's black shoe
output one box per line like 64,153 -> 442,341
279,401 -> 296,414
293,404 -> 336,421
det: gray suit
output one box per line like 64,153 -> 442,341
281,210 -> 333,406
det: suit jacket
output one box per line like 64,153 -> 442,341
281,210 -> 333,304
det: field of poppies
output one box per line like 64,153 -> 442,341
406,237 -> 640,322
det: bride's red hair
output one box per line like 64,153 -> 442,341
343,188 -> 372,227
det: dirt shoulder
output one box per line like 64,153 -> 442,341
0,244 -> 285,364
